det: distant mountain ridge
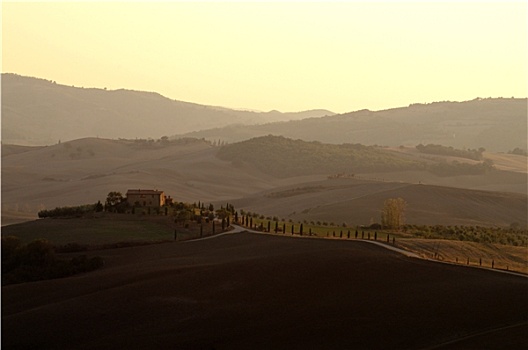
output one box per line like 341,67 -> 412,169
3,73 -> 526,151
1,73 -> 334,146
178,98 -> 527,152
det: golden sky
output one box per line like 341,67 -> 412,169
2,1 -> 527,113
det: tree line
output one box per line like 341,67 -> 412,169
1,236 -> 104,285
217,135 -> 496,178
38,202 -> 103,218
416,143 -> 485,160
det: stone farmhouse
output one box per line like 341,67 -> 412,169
126,189 -> 173,207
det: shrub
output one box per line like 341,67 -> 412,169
56,243 -> 89,253
38,203 -> 98,218
1,237 -> 104,286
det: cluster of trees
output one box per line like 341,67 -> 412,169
426,159 -> 494,177
237,209 -> 345,228
38,192 -> 129,218
406,225 -> 527,247
209,139 -> 228,147
105,191 -> 127,213
38,202 -> 103,218
508,147 -> 527,156
38,191 -> 238,224
416,144 -> 485,160
173,201 -> 237,227
1,237 -> 104,285
217,135 -> 424,178
217,136 -> 497,179
128,137 -> 206,149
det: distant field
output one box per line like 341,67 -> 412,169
3,136 -> 526,229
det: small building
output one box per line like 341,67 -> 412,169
126,189 -> 166,207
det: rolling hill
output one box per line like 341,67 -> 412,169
1,73 -> 334,146
179,98 -> 528,152
231,178 -> 527,228
3,232 -> 527,349
2,136 -> 526,227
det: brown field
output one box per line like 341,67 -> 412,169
2,232 -> 527,349
234,178 -> 528,228
2,138 -> 527,229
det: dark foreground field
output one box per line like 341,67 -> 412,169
2,232 -> 527,349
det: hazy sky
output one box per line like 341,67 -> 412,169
2,1 -> 527,113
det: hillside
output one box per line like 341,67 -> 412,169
179,98 -> 528,152
1,73 -> 334,146
1,137 -> 284,224
3,233 -> 527,349
216,135 -> 525,182
217,135 -> 425,177
2,136 -> 526,228
230,178 -> 528,228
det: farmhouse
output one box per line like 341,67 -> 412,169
126,189 -> 168,207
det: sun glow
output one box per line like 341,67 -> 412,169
2,1 -> 526,113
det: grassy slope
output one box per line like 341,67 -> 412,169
1,215 -> 174,245
1,213 -> 228,247
394,239 -> 528,275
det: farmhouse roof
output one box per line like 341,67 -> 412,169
126,189 -> 164,195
